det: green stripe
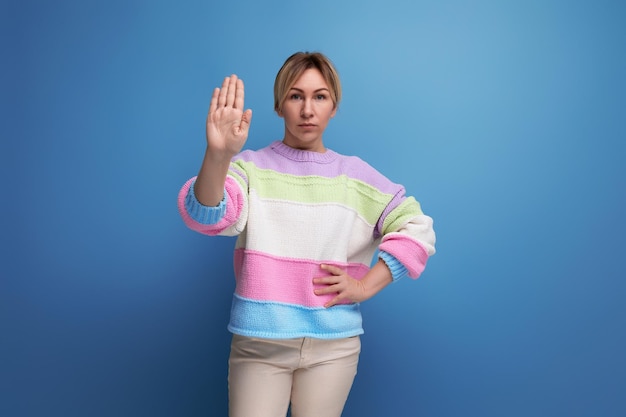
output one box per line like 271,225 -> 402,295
229,166 -> 248,191
382,197 -> 423,234
230,162 -> 393,224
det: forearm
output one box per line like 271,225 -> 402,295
195,75 -> 251,207
194,148 -> 233,206
360,259 -> 393,300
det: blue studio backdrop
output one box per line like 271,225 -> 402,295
2,1 -> 625,416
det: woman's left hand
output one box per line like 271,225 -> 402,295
313,264 -> 367,308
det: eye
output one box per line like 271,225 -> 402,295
290,93 -> 302,100
315,94 -> 327,100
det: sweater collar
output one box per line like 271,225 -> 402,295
270,140 -> 338,164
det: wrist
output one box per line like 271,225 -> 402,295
204,147 -> 235,165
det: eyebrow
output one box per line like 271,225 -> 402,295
289,87 -> 330,93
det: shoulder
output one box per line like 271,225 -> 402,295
231,142 -> 279,171
333,151 -> 403,193
233,142 -> 275,161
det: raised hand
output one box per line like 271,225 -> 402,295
193,75 -> 252,206
206,74 -> 253,160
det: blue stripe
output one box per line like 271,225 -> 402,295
184,180 -> 227,224
227,294 -> 364,339
379,250 -> 408,281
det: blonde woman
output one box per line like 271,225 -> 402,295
178,51 -> 436,417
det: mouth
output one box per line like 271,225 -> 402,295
299,123 -> 316,128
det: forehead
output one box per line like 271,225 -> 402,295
290,68 -> 329,90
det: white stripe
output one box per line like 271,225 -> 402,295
236,190 -> 378,264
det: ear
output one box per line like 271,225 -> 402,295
330,106 -> 337,118
276,107 -> 284,118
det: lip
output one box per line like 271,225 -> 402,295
298,123 -> 316,128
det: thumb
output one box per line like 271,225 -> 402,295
239,109 -> 253,132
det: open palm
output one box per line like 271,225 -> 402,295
206,74 -> 252,158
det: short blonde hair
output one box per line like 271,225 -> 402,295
273,52 -> 342,113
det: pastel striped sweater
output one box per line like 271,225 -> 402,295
178,141 -> 436,339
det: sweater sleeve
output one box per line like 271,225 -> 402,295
184,179 -> 227,224
378,250 -> 409,281
377,192 -> 436,279
177,173 -> 248,237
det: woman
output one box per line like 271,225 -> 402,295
178,52 -> 436,417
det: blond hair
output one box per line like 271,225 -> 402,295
273,52 -> 342,113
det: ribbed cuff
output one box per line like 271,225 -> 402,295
379,250 -> 408,282
184,181 -> 227,225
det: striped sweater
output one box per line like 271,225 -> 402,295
178,141 -> 436,339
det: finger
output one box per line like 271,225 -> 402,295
217,76 -> 229,107
208,87 -> 219,116
314,272 -> 339,290
325,294 -> 345,308
225,74 -> 238,107
313,274 -> 342,286
314,282 -> 341,295
320,263 -> 345,276
234,78 -> 245,110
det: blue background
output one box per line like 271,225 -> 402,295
2,0 -> 625,416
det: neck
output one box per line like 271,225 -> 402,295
271,140 -> 337,163
282,131 -> 326,153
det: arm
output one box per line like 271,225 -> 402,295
312,198 -> 435,307
313,260 -> 393,308
194,74 -> 252,206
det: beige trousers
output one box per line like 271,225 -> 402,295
228,334 -> 361,417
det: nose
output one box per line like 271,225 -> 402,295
301,99 -> 313,118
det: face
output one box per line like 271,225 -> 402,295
277,68 -> 337,152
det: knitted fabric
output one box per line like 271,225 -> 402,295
178,141 -> 436,339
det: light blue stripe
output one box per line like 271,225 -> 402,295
184,180 -> 227,224
379,250 -> 408,281
227,294 -> 364,339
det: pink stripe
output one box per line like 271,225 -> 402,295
177,176 -> 244,235
379,235 -> 429,279
233,249 -> 370,307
